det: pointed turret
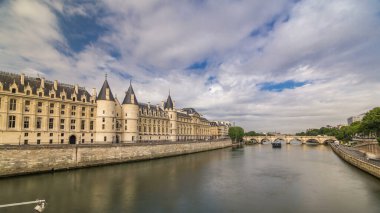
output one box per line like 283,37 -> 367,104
164,91 -> 174,110
122,81 -> 138,105
97,74 -> 115,101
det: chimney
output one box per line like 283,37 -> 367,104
173,101 -> 176,109
131,94 -> 135,104
106,88 -> 110,100
148,102 -> 150,109
161,101 -> 164,108
92,88 -> 97,96
74,84 -> 79,94
156,104 -> 159,110
41,77 -> 45,88
20,73 -> 25,85
54,80 -> 58,90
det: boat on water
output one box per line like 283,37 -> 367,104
272,141 -> 281,148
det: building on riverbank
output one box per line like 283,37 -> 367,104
0,71 -> 229,145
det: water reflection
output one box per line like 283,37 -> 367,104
0,145 -> 379,213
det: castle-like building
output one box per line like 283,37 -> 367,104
0,71 -> 229,145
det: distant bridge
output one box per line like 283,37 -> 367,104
243,135 -> 336,144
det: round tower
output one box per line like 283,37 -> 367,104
164,93 -> 177,141
95,75 -> 116,143
122,82 -> 139,143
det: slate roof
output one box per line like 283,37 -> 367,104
97,79 -> 115,101
122,83 -> 138,105
0,71 -> 92,102
164,94 -> 174,110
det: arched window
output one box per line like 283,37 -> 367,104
72,97 -> 76,101
11,88 -> 16,93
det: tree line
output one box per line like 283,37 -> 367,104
296,107 -> 380,143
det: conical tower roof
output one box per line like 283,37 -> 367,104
97,76 -> 115,101
122,82 -> 138,105
164,92 -> 174,110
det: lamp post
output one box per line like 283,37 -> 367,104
0,199 -> 47,212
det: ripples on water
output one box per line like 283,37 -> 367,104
0,144 -> 379,213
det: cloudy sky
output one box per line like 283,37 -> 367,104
1,0 -> 380,133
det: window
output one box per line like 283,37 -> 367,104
91,139 -> 93,143
90,121 -> 94,130
103,110 -> 105,114
81,120 -> 85,130
36,117 -> 42,129
62,96 -> 65,100
72,97 -> 76,101
9,99 -> 16,111
71,106 -> 76,116
24,100 -> 30,112
61,133 -> 64,137
51,94 -> 54,98
61,139 -> 64,144
70,119 -> 75,130
60,119 -> 65,130
8,115 -> 16,128
61,104 -> 65,115
104,136 -> 107,142
24,140 -> 28,145
37,133 -> 41,137
82,98 -> 85,103
49,139 -> 53,144
82,107 -> 85,116
38,92 -> 43,97
24,133 -> 28,137
102,124 -> 105,130
49,118 -> 54,129
50,133 -> 53,137
102,117 -> 105,122
37,102 -> 42,113
37,139 -> 41,144
11,88 -> 16,93
23,117 -> 29,129
26,90 -> 31,95
50,103 -> 54,114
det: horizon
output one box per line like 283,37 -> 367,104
1,0 -> 379,133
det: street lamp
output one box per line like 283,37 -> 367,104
0,199 -> 47,212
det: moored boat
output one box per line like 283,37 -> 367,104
272,141 -> 281,148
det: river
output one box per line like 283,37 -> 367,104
0,144 -> 379,213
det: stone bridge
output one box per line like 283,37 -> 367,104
243,135 -> 336,144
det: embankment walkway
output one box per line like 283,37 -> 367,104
329,143 -> 380,179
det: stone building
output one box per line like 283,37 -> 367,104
0,71 -> 226,145
210,121 -> 231,139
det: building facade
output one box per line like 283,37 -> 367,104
0,71 -> 228,145
347,113 -> 365,125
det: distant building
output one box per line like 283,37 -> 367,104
347,113 -> 365,125
209,121 -> 231,139
0,71 -> 219,145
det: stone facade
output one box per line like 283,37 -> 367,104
0,139 -> 232,177
0,71 -> 230,144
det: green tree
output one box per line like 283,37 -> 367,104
361,107 -> 380,137
228,126 -> 244,143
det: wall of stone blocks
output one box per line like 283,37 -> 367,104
0,140 -> 232,177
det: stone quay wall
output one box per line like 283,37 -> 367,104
330,143 -> 380,179
0,139 -> 232,177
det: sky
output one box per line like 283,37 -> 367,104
0,0 -> 380,134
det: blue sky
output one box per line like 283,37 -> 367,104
1,0 -> 380,133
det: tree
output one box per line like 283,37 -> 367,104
228,126 -> 244,143
361,107 -> 380,138
244,131 -> 265,136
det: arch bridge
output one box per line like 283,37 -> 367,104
243,135 -> 336,144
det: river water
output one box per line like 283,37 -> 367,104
1,144 -> 380,213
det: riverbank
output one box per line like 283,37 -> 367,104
0,139 -> 232,178
329,143 -> 380,179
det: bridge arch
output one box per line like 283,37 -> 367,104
305,138 -> 321,144
261,138 -> 272,144
289,138 -> 303,145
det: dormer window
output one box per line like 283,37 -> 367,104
26,90 -> 31,95
62,96 -> 65,100
38,92 -> 42,97
82,98 -> 85,103
72,97 -> 76,101
51,94 -> 55,98
11,88 -> 16,93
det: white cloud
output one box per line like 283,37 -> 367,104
0,0 -> 380,133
